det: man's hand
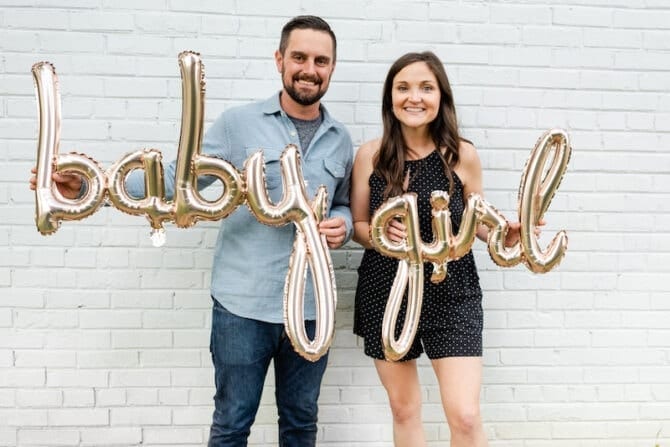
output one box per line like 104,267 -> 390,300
29,167 -> 82,199
318,216 -> 347,249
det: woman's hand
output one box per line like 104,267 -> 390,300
504,219 -> 545,247
386,218 -> 407,244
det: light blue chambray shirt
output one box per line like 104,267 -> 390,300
128,92 -> 353,323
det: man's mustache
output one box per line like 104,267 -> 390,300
293,73 -> 322,85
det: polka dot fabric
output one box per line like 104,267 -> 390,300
353,150 -> 484,361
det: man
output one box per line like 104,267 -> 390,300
30,15 -> 352,447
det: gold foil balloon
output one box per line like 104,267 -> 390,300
31,62 -> 106,235
474,195 -> 521,268
106,148 -> 173,233
31,55 -> 571,363
369,129 -> 571,361
421,191 -> 512,282
517,128 -> 571,273
30,53 -> 338,361
246,145 -> 336,362
370,129 -> 571,361
370,192 -> 512,361
172,51 -> 246,228
370,194 -> 424,362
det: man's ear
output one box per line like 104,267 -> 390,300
274,50 -> 283,73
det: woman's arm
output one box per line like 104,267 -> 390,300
456,140 -> 531,247
453,141 -> 491,243
350,139 -> 379,249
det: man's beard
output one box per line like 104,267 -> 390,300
283,72 -> 327,106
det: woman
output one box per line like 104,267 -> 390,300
351,51 -> 521,447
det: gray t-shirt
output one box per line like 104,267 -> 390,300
289,113 -> 323,153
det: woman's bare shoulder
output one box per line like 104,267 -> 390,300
454,138 -> 482,187
358,138 -> 381,157
458,139 -> 478,160
355,138 -> 382,166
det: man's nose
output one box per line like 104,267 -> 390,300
302,59 -> 316,74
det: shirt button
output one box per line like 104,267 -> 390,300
290,131 -> 296,136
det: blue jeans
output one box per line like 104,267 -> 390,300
208,299 -> 328,447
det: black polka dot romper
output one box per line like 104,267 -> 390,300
353,150 -> 484,361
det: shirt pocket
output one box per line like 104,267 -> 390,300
323,159 -> 346,180
309,159 -> 346,203
245,146 -> 284,190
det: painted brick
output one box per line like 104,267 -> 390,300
1,2 -> 669,446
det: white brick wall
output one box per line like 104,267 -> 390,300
1,1 -> 668,446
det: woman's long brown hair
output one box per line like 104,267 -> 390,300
374,51 -> 462,199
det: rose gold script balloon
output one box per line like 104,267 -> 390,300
31,62 -> 106,235
246,145 -> 336,362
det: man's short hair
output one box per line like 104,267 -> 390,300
279,15 -> 337,62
